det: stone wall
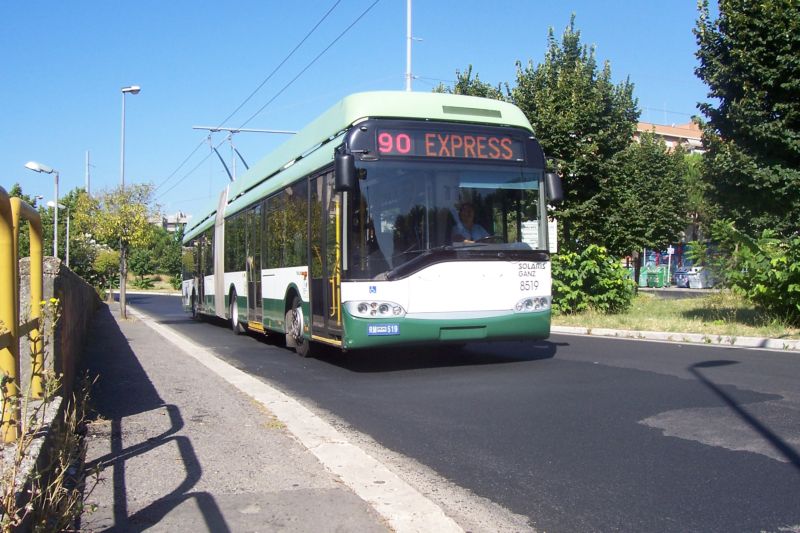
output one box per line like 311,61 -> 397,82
19,257 -> 100,399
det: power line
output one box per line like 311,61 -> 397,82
237,0 -> 382,129
154,139 -> 206,192
155,1 -> 341,194
215,0 -> 342,128
156,137 -> 226,200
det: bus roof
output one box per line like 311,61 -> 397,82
183,91 -> 534,242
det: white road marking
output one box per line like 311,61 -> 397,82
127,305 -> 463,533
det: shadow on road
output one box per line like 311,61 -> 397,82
160,300 -> 561,373
314,340 -> 559,373
83,304 -> 230,532
690,360 -> 800,473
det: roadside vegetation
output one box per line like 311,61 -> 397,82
553,290 -> 800,340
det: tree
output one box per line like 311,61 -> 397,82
8,183 -> 41,260
511,16 -> 639,251
433,65 -> 505,100
695,0 -> 800,236
74,184 -> 156,318
151,226 -> 183,276
128,247 -> 156,283
601,132 -> 689,260
93,249 -> 120,303
683,152 -> 715,241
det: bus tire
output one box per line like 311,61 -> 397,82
230,289 -> 245,335
285,296 -> 311,357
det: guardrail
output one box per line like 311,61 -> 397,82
0,185 -> 43,442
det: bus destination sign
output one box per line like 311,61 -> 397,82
377,129 -> 524,161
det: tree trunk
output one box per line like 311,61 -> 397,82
119,243 -> 128,319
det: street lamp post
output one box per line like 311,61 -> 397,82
120,85 -> 141,188
48,202 -> 69,267
24,161 -> 59,259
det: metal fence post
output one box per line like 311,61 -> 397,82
0,186 -> 20,442
11,198 -> 44,398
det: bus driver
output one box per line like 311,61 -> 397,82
452,202 -> 489,243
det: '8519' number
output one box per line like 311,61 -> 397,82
520,280 -> 539,291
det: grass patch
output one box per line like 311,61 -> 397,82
552,290 -> 800,340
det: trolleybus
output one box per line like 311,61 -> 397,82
181,91 -> 563,356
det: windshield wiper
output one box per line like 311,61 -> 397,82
384,245 -> 455,280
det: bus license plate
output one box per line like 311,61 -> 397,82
368,324 -> 400,336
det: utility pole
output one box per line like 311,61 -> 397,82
85,150 -> 91,196
406,0 -> 412,91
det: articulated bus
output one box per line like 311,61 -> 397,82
181,91 -> 563,356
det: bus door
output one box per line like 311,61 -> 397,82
310,172 -> 342,337
194,239 -> 204,311
246,204 -> 263,326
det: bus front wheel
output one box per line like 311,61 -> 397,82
285,296 -> 311,357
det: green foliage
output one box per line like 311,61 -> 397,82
170,274 -> 182,290
92,249 -> 121,295
552,245 -> 636,314
432,65 -> 505,100
711,221 -> 800,326
74,184 -> 156,317
695,0 -> 800,237
128,247 -> 155,281
510,16 -> 639,251
601,132 -> 689,256
130,276 -> 155,289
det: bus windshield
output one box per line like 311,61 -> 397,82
346,160 -> 546,280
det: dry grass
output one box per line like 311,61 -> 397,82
553,290 -> 800,340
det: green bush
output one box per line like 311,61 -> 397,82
713,222 -> 800,327
130,276 -> 155,290
552,245 -> 636,314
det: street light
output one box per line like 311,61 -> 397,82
47,201 -> 69,267
25,161 -> 59,258
120,85 -> 141,188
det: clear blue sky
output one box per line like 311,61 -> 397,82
1,1 -> 712,222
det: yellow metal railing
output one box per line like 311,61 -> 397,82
0,186 -> 44,442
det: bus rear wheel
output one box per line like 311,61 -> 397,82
230,290 -> 245,335
285,296 -> 311,357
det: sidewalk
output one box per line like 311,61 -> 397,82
81,304 -> 391,532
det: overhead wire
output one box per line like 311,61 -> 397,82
215,0 -> 342,128
237,0 -> 383,129
156,137 -> 226,200
155,0 -> 343,196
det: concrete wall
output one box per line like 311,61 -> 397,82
19,257 -> 100,399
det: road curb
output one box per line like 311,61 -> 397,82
551,325 -> 800,352
126,304 -> 463,533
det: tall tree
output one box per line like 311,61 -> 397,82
432,65 -> 505,100
74,184 -> 156,318
601,132 -> 689,258
695,0 -> 800,236
511,16 -> 639,251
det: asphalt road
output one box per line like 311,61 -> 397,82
126,294 -> 800,533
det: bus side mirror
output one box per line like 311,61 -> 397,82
335,152 -> 356,192
545,172 -> 564,205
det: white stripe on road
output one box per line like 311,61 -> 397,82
127,305 -> 463,533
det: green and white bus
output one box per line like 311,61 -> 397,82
182,91 -> 563,356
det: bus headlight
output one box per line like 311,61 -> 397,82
514,296 -> 550,313
346,301 -> 407,319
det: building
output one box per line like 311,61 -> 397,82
635,121 -> 704,154
149,211 -> 191,233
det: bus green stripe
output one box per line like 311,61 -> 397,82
341,308 -> 551,350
